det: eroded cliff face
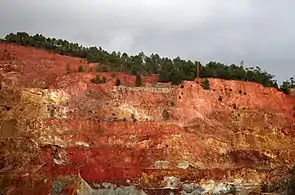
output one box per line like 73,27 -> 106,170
1,43 -> 295,194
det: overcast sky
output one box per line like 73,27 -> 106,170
0,0 -> 294,83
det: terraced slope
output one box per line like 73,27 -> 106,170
0,43 -> 295,195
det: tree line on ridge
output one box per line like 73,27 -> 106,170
1,32 -> 294,94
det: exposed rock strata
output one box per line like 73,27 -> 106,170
0,43 -> 295,194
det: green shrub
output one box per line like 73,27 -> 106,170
239,89 -> 242,94
102,76 -> 107,83
218,96 -> 222,102
170,102 -> 175,106
201,79 -> 210,90
91,74 -> 102,84
136,75 -> 142,87
78,66 -> 84,72
115,78 -> 121,86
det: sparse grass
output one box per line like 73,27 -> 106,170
170,101 -> 175,106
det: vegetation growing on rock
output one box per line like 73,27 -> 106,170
102,76 -> 107,83
77,66 -> 84,72
201,79 -> 210,90
280,78 -> 295,94
135,75 -> 142,87
90,74 -> 102,84
115,78 -> 121,86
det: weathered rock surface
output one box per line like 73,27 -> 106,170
0,43 -> 295,194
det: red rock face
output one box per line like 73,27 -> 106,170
0,43 -> 295,194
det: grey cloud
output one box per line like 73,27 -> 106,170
0,0 -> 295,83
